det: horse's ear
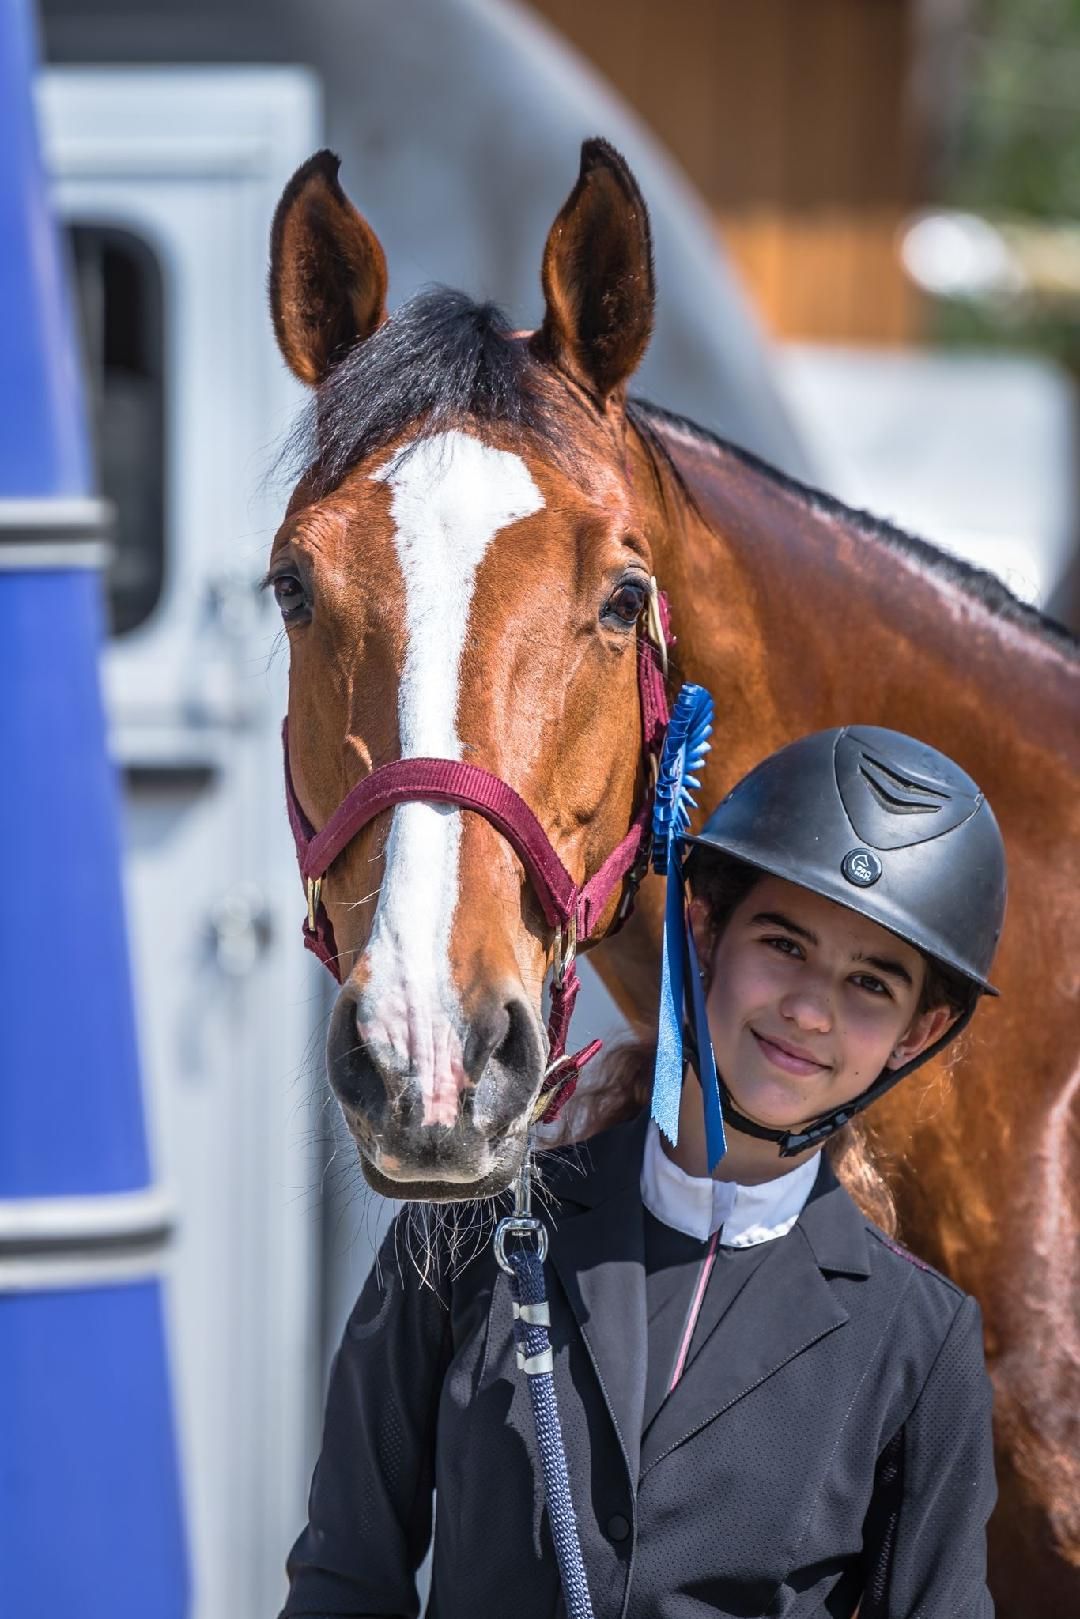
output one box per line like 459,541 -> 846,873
269,150 -> 388,387
534,138 -> 655,406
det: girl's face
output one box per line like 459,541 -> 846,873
692,875 -> 955,1134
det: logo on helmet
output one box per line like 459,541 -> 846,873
842,848 -> 883,887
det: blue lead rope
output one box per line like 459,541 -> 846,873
496,1159 -> 595,1619
505,1244 -> 595,1619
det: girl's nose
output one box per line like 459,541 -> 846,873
779,988 -> 833,1035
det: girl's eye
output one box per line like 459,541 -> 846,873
764,935 -> 802,958
602,578 -> 648,628
852,973 -> 890,998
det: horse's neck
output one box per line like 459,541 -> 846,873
645,416 -> 1077,772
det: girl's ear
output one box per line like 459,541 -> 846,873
688,896 -> 712,973
885,1004 -> 957,1069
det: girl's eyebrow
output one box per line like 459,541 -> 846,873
752,911 -> 915,988
854,951 -> 914,988
751,910 -> 817,944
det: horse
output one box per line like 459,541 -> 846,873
266,139 -> 1079,1613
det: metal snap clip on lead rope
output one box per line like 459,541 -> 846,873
496,1154 -> 552,1372
494,1151 -> 548,1275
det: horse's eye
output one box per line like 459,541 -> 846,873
602,579 -> 648,628
272,573 -> 307,619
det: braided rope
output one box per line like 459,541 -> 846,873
506,1246 -> 595,1619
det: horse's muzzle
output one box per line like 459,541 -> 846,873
325,981 -> 546,1197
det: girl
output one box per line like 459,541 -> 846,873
280,724 -> 1006,1619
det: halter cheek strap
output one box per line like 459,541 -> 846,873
282,588 -> 673,1122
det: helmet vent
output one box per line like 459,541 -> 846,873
836,729 -> 980,850
859,756 -> 949,816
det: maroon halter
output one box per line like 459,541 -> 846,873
283,588 -> 673,1122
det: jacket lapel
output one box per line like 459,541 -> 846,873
542,1111 -> 650,1488
639,1159 -> 871,1476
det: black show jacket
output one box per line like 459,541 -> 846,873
281,1110 -> 995,1618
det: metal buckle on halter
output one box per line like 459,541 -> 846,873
646,575 -> 669,676
305,876 -> 322,933
552,912 -> 577,989
616,842 -> 653,929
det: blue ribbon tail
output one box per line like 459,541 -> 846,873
684,914 -> 726,1172
651,861 -> 686,1145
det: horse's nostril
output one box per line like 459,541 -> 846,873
326,985 -> 378,1114
469,994 -> 545,1134
462,996 -> 537,1088
463,1002 -> 511,1086
495,997 -> 535,1080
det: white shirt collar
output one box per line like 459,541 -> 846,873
640,1117 -> 821,1246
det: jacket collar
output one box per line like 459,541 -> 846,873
541,1108 -> 871,1278
637,1147 -> 871,1475
538,1110 -> 871,1485
796,1154 -> 872,1278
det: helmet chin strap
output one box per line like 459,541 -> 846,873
686,1000 -> 979,1159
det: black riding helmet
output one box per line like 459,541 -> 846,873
683,725 -> 1008,1155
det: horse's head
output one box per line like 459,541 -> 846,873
268,140 -> 665,1198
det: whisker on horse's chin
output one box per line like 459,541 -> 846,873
391,1193 -> 504,1294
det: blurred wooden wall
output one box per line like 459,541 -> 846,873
529,0 -> 924,344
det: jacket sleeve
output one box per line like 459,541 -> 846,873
279,1211 -> 454,1618
861,1291 -> 996,1619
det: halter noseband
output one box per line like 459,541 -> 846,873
283,584 -> 673,1123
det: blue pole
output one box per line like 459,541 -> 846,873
0,5 -> 189,1615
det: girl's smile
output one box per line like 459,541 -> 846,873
749,1028 -> 833,1077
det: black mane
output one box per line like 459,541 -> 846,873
629,399 -> 1078,659
287,287 -> 1076,658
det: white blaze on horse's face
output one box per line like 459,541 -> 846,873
360,430 -> 544,1128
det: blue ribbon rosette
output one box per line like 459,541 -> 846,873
651,684 -> 727,1171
